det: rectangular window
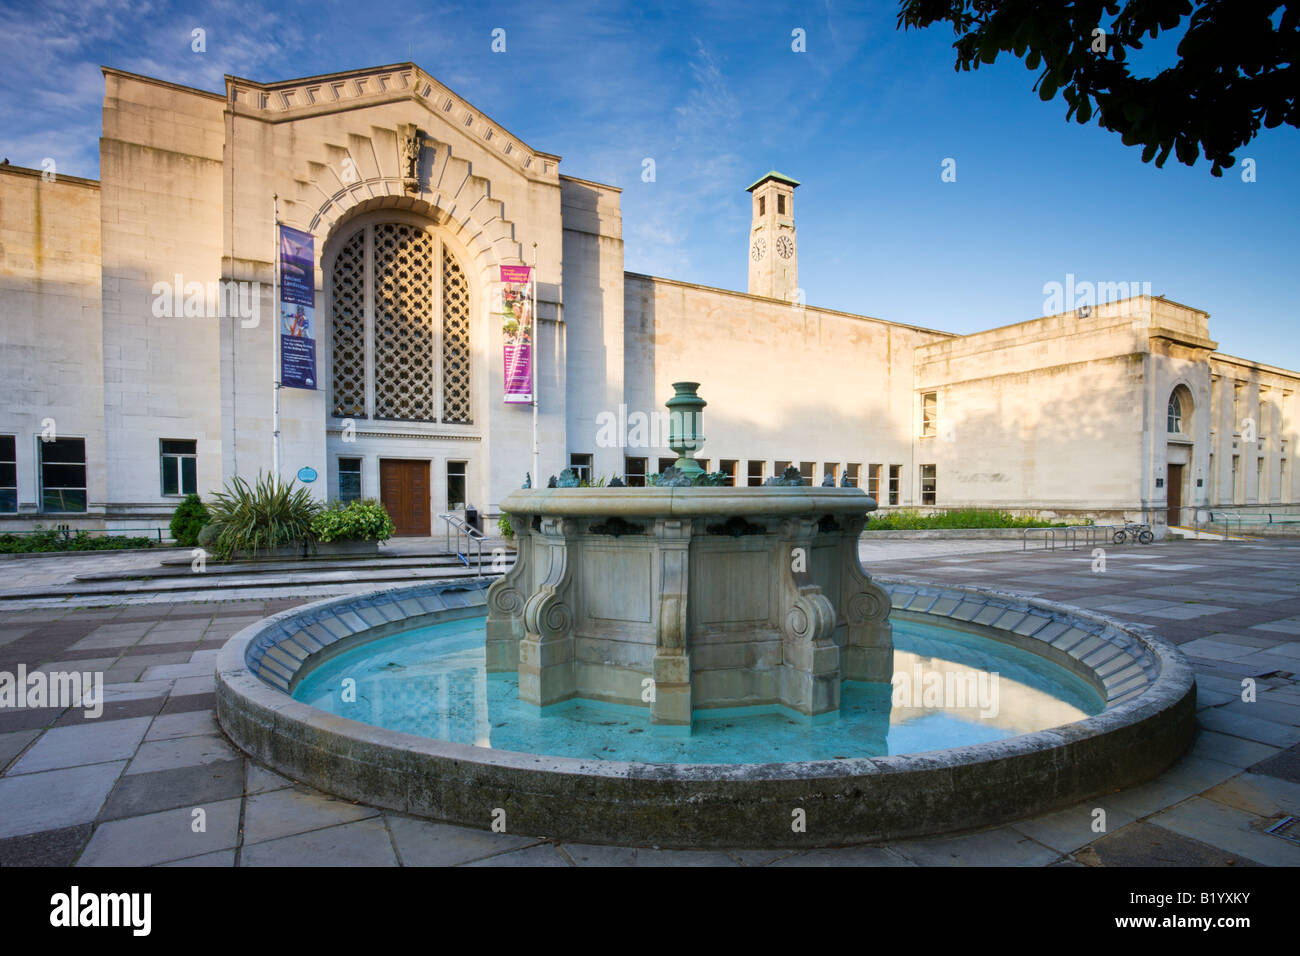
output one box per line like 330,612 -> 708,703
160,439 -> 197,496
1281,459 -> 1288,501
1231,454 -> 1241,503
777,194 -> 785,215
799,461 -> 815,485
569,453 -> 592,484
1257,458 -> 1266,502
921,464 -> 937,505
624,456 -> 647,487
921,392 -> 937,437
867,464 -> 881,500
844,463 -> 860,488
0,435 -> 15,513
888,465 -> 901,506
40,437 -> 86,513
823,463 -> 839,485
719,459 -> 738,486
747,460 -> 765,487
658,456 -> 677,475
339,457 -> 362,503
1233,383 -> 1245,432
758,195 -> 765,216
447,460 -> 467,510
774,460 -> 792,481
695,459 -> 710,474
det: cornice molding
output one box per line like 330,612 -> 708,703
225,62 -> 559,179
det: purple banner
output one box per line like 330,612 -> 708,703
501,265 -> 533,403
279,225 -> 317,390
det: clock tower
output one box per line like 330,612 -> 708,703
746,170 -> 799,302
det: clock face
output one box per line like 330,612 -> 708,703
751,237 -> 767,261
776,235 -> 794,259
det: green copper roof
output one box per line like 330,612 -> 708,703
746,170 -> 800,192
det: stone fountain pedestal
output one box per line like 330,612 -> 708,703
486,487 -> 892,733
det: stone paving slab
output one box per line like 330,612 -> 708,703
77,798 -> 242,867
239,818 -> 398,867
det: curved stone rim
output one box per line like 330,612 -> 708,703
215,578 -> 1196,847
500,486 -> 877,518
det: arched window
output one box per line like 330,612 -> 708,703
329,221 -> 472,424
1168,391 -> 1184,433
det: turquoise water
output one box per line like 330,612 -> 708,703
292,616 -> 1104,764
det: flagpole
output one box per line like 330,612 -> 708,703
272,195 -> 281,480
530,242 -> 539,484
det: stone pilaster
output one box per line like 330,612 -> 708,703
485,516 -> 531,672
518,518 -> 577,707
651,517 -> 692,730
777,517 -> 841,718
836,516 -> 894,683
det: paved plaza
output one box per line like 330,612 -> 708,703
0,539 -> 1297,866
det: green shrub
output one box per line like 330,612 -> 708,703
204,473 -> 321,561
311,499 -> 395,543
0,527 -> 155,553
169,494 -> 210,547
498,513 -> 514,540
867,508 -> 1089,531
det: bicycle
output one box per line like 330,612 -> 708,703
1112,522 -> 1154,545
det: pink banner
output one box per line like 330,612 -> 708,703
501,265 -> 533,404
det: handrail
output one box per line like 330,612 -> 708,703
436,512 -> 486,575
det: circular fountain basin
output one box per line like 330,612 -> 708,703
215,579 -> 1195,848
291,615 -> 1104,763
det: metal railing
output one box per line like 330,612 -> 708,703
436,512 -> 486,574
1165,505 -> 1300,540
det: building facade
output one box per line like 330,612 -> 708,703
1,63 -> 1296,538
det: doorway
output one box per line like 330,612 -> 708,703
379,459 -> 431,536
1166,463 -> 1184,528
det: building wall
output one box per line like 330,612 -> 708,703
623,275 -> 949,492
0,166 -> 105,525
99,69 -> 227,521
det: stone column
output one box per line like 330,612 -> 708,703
485,516 -> 531,672
517,518 -> 577,708
777,517 -> 841,718
836,516 -> 894,683
651,518 -> 692,731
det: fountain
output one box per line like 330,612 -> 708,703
484,382 -> 893,733
215,381 -> 1196,847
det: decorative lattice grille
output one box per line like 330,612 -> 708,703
330,230 -> 366,418
373,223 -> 435,421
441,246 -> 472,424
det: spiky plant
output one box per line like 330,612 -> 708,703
204,473 -> 321,561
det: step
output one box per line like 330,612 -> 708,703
0,564 -> 505,602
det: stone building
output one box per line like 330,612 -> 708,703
1,63 -> 1296,537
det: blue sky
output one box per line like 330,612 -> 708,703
3,0 -> 1297,367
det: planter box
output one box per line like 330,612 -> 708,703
310,540 -> 380,557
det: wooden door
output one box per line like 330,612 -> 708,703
380,460 -> 431,536
1167,463 -> 1184,528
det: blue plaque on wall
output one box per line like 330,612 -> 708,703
297,466 -> 318,483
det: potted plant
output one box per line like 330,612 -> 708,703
203,473 -> 321,561
309,498 -> 395,556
